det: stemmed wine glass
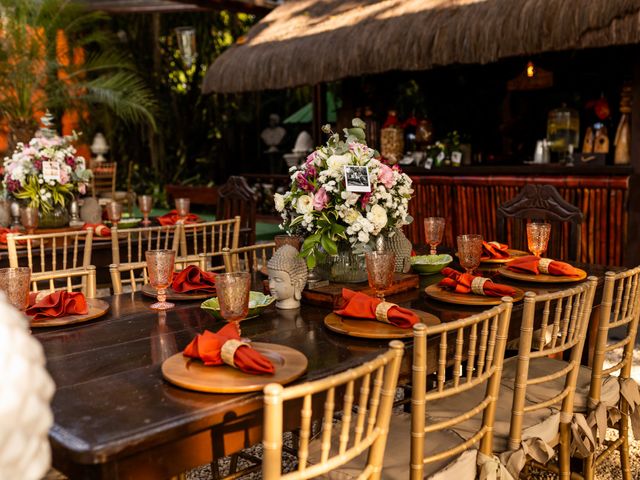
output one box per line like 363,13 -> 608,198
457,234 -> 483,275
20,206 -> 39,234
365,251 -> 396,303
526,222 -> 551,258
175,198 -> 190,223
107,202 -> 123,228
424,217 -> 445,255
0,267 -> 31,311
216,272 -> 251,333
145,250 -> 176,310
138,195 -> 153,226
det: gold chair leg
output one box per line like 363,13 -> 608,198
559,422 -> 571,480
618,414 -> 632,480
582,453 -> 595,480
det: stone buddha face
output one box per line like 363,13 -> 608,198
267,245 -> 308,309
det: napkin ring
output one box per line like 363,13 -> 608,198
488,241 -> 502,248
538,258 -> 553,274
471,277 -> 490,295
375,302 -> 395,323
221,339 -> 248,368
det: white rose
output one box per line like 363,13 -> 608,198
343,208 -> 361,225
327,153 -> 351,172
367,204 -> 388,231
296,194 -> 314,215
274,193 -> 285,212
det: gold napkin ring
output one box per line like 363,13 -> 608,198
221,339 -> 247,368
375,302 -> 396,323
489,241 -> 502,248
471,277 -> 490,295
538,258 -> 553,274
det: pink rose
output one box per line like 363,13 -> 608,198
312,188 -> 329,211
378,164 -> 394,188
78,183 -> 87,195
305,151 -> 318,164
59,170 -> 70,185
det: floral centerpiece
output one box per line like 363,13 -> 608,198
275,118 -> 414,269
3,125 -> 92,224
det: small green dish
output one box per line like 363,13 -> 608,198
107,217 -> 142,229
200,291 -> 275,320
410,254 -> 453,275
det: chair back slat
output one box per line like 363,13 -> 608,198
222,242 -> 276,274
262,341 -> 404,480
178,217 -> 241,272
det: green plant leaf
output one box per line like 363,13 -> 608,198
320,234 -> 337,256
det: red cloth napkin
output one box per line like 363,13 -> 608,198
183,323 -> 275,375
506,255 -> 582,277
0,227 -> 24,244
157,210 -> 202,226
82,223 -> 111,237
482,241 -> 510,259
334,288 -> 418,328
26,291 -> 89,320
171,265 -> 216,294
439,267 -> 516,297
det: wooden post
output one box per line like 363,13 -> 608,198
312,83 -> 327,145
625,53 -> 640,267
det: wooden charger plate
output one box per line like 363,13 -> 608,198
425,284 -> 525,306
142,284 -> 214,301
29,298 -> 110,328
480,249 -> 529,264
497,267 -> 588,283
162,342 -> 308,394
324,309 -> 440,339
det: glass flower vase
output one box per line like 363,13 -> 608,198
38,204 -> 70,229
319,242 -> 368,284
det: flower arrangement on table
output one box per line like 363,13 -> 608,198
3,129 -> 92,214
274,118 -> 414,268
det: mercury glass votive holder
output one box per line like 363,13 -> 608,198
0,267 -> 31,311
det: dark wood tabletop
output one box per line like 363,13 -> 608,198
35,262 -> 616,480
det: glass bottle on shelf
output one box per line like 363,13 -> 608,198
547,104 -> 580,164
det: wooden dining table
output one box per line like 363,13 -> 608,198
35,261 -> 616,480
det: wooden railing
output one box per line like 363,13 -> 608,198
406,175 -> 631,266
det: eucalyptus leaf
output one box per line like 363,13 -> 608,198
352,118 -> 366,129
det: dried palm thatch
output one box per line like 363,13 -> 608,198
203,0 -> 640,93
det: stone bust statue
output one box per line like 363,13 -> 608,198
260,113 -> 286,153
267,245 -> 308,309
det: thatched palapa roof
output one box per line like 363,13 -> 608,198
202,0 -> 640,93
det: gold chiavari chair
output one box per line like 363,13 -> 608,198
109,224 -> 182,294
222,242 -> 276,273
262,341 -> 404,480
90,161 -> 117,203
6,230 -> 96,296
177,217 -> 241,272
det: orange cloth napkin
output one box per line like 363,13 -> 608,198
0,227 -> 24,244
157,210 -> 202,226
482,241 -> 510,259
172,265 -> 216,294
439,267 -> 516,297
183,323 -> 275,375
82,223 -> 111,237
334,288 -> 419,328
506,255 -> 582,277
26,291 -> 89,320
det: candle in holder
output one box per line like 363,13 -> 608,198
138,195 -> 153,226
0,267 -> 31,311
20,207 -> 39,234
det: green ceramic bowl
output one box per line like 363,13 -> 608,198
200,291 -> 275,320
410,254 -> 453,275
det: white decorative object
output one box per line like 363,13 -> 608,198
292,130 -> 313,154
260,114 -> 286,153
267,245 -> 308,309
90,132 -> 109,164
0,293 -> 55,480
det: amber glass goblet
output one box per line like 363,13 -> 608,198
0,267 -> 31,311
145,250 -> 176,310
457,234 -> 483,275
424,217 -> 445,255
20,206 -> 39,234
175,198 -> 190,223
365,251 -> 396,303
138,195 -> 153,226
107,202 -> 123,227
527,222 -> 551,258
216,272 -> 251,322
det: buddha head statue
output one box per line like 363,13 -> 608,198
267,245 -> 308,309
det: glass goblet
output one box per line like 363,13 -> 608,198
457,234 -> 483,275
365,251 -> 396,303
527,222 -> 551,258
175,198 -> 190,223
216,272 -> 251,330
274,234 -> 303,251
0,267 -> 31,311
138,195 -> 153,226
107,202 -> 123,227
20,206 -> 39,234
145,249 -> 176,310
424,217 -> 445,255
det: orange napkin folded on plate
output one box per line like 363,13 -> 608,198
183,323 -> 275,375
439,267 -> 516,297
26,291 -> 89,320
172,265 -> 216,294
334,288 -> 419,329
506,255 -> 582,277
482,241 -> 510,259
157,210 -> 202,226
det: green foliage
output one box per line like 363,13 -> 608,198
13,176 -> 74,213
